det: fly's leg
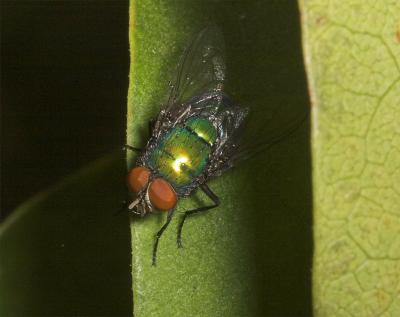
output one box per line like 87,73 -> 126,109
114,200 -> 130,216
177,184 -> 220,248
123,144 -> 142,152
114,198 -> 143,216
123,119 -> 154,153
152,209 -> 175,266
149,118 -> 156,135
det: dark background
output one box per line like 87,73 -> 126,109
1,0 -> 129,221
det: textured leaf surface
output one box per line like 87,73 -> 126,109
128,1 -> 312,316
300,1 -> 400,316
0,154 -> 131,316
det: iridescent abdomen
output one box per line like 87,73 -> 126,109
148,117 -> 217,192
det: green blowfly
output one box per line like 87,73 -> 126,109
123,26 -> 304,265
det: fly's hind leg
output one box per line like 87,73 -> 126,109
177,184 -> 220,248
152,209 -> 175,266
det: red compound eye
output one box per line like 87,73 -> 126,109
148,178 -> 177,211
127,166 -> 150,193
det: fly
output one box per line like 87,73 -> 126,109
123,26 -> 305,265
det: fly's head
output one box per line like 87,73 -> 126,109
127,166 -> 177,216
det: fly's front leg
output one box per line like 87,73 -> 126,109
177,183 -> 220,248
123,118 -> 155,153
152,209 -> 175,266
149,118 -> 156,135
114,200 -> 130,216
123,144 -> 143,153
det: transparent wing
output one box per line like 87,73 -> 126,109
166,25 -> 226,110
229,112 -> 309,165
203,111 -> 308,180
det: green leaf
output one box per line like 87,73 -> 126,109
0,154 -> 132,316
300,1 -> 400,316
128,1 -> 312,316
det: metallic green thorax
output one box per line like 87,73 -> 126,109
149,117 -> 217,190
185,117 -> 217,146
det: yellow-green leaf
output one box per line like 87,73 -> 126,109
300,1 -> 400,316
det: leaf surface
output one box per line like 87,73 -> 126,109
128,1 -> 312,316
300,1 -> 400,316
